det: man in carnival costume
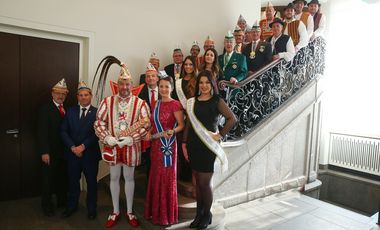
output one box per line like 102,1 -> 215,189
93,56 -> 150,228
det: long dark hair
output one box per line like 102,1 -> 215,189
198,48 -> 220,80
91,55 -> 124,103
180,55 -> 198,97
194,70 -> 218,99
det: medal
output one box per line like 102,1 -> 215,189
232,64 -> 237,69
250,51 -> 256,59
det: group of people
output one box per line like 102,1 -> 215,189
37,0 -> 325,229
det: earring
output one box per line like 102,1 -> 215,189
198,89 -> 201,95
211,88 -> 214,96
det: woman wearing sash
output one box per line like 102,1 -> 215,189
176,56 -> 197,182
198,48 -> 222,95
144,76 -> 185,225
182,70 -> 236,229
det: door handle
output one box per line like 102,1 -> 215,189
6,129 -> 19,134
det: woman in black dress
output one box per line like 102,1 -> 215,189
182,70 -> 236,229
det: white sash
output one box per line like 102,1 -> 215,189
175,78 -> 187,109
187,97 -> 228,172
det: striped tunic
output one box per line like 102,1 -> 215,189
94,94 -> 150,166
284,20 -> 300,46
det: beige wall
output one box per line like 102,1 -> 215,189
0,0 -> 260,84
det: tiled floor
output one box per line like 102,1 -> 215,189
0,185 -> 378,230
224,189 -> 379,230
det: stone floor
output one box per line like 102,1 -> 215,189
224,189 -> 379,230
0,183 -> 378,230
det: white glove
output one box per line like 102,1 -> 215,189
104,136 -> 118,147
117,136 -> 133,148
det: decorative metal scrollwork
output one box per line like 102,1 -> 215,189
223,37 -> 326,140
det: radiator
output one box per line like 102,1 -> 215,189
328,133 -> 380,176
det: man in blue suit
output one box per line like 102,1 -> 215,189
60,81 -> 101,220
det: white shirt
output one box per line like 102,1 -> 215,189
311,13 -> 326,38
79,104 -> 91,118
270,34 -> 296,62
52,99 -> 60,108
283,18 -> 309,50
295,12 -> 314,39
148,86 -> 158,104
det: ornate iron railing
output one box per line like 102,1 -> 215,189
221,37 -> 326,141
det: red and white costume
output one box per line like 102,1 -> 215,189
95,94 -> 149,166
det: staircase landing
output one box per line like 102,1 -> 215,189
223,189 -> 377,230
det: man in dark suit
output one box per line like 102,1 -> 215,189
38,78 -> 69,217
242,22 -> 272,74
139,53 -> 160,85
60,81 -> 101,220
164,48 -> 183,100
138,63 -> 159,179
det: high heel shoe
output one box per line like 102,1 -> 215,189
189,213 -> 202,228
197,212 -> 212,229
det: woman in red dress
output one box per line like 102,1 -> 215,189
144,76 -> 185,225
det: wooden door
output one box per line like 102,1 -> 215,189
0,32 -> 79,200
0,32 -> 22,200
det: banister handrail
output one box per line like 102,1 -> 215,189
218,59 -> 282,89
213,37 -> 327,191
220,37 -> 326,141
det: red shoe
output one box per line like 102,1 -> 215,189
105,213 -> 120,228
126,213 -> 139,228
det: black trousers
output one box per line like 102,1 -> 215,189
41,156 -> 68,209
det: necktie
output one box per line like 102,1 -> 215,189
58,104 -> 65,117
175,64 -> 180,74
252,41 -> 257,51
150,89 -> 156,110
225,53 -> 230,65
80,108 -> 87,120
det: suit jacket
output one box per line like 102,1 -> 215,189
242,41 -> 272,73
218,52 -> 248,82
164,63 -> 179,100
60,105 -> 101,161
138,85 -> 161,111
38,100 -> 66,159
139,74 -> 146,85
164,64 -> 175,81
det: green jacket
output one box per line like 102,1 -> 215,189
218,51 -> 248,82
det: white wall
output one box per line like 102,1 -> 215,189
318,0 -> 380,164
0,0 -> 260,84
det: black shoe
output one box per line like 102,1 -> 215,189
88,210 -> 97,220
189,213 -> 202,228
198,212 -> 212,230
61,208 -> 77,218
43,207 -> 55,217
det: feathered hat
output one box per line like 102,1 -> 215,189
91,56 -> 132,102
